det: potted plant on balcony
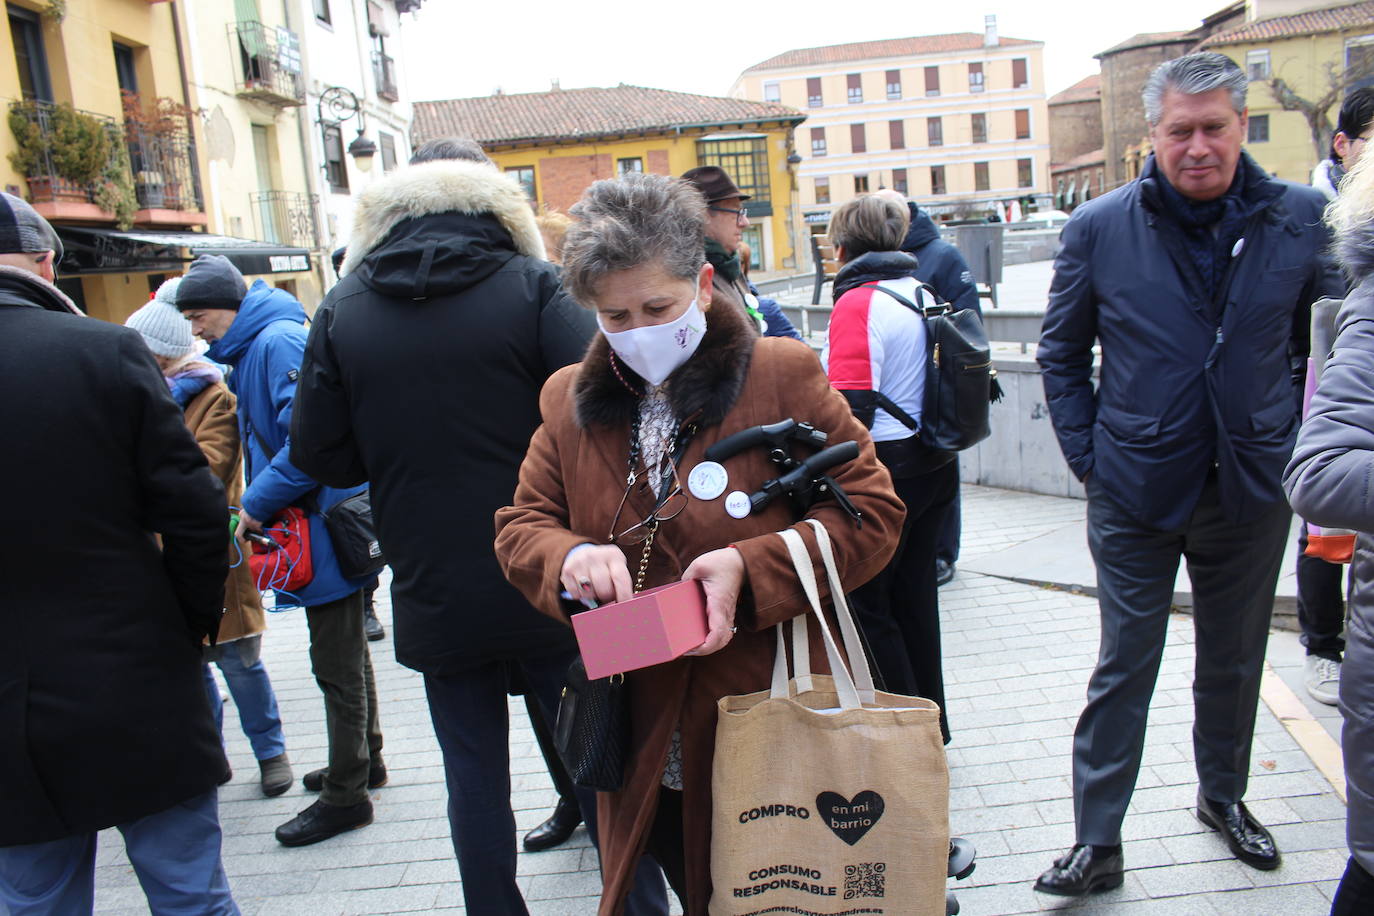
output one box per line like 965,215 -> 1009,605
8,102 -> 109,204
120,92 -> 197,212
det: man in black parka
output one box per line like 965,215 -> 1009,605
291,142 -> 668,914
0,194 -> 236,913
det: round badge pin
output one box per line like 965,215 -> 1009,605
725,490 -> 751,519
687,460 -> 729,501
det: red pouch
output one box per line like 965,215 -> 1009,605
249,506 -> 314,592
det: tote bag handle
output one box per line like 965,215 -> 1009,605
770,520 -> 876,709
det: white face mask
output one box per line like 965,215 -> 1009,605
598,300 -> 707,386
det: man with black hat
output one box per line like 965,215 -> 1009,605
680,165 -> 766,333
0,194 -> 239,913
176,253 -> 386,848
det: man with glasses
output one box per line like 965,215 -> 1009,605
681,166 -> 762,334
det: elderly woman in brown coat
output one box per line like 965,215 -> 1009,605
127,286 -> 293,798
494,173 -> 904,915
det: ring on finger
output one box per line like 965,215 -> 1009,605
578,577 -> 592,589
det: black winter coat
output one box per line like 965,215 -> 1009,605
291,160 -> 594,673
0,269 -> 229,846
1038,152 -> 1343,530
900,202 -> 980,315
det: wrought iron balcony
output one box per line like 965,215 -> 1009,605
7,100 -> 122,209
124,122 -> 204,214
230,21 -> 305,107
250,190 -> 320,249
372,51 -> 399,102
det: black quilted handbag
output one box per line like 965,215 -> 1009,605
553,657 -> 628,791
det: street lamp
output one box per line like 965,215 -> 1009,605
318,86 -> 375,172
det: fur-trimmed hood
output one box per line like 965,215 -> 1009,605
574,294 -> 755,430
1339,219 -> 1374,283
341,160 -> 544,276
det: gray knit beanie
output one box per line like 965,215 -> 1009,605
126,299 -> 195,359
175,254 -> 246,311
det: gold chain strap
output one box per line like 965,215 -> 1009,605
633,522 -> 658,593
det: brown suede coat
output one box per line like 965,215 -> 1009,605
494,302 -> 904,914
183,375 -> 265,643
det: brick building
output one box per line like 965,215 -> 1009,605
1048,75 -> 1103,167
729,16 -> 1051,227
412,85 -> 805,271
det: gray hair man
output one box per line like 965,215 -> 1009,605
1034,52 -> 1344,895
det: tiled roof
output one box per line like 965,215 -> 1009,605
1049,74 -> 1101,105
742,34 -> 1039,72
1201,0 -> 1374,46
412,85 -> 804,147
1097,30 -> 1193,57
1052,148 -> 1106,172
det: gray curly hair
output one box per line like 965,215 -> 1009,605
562,173 -> 707,306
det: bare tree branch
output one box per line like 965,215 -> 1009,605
1267,44 -> 1374,162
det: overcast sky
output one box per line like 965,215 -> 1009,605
400,0 -> 1225,102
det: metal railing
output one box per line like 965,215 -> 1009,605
372,51 -> 399,102
124,123 -> 204,212
7,100 -> 122,204
250,190 -> 320,249
230,22 -> 305,107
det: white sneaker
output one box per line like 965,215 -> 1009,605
1304,655 -> 1341,706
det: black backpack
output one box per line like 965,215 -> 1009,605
858,283 -> 999,454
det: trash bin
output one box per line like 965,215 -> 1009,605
954,223 -> 1005,306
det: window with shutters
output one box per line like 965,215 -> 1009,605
927,116 -> 943,147
1015,109 -> 1031,140
322,123 -> 348,192
889,120 -> 905,150
1012,57 -> 1028,88
814,176 -> 830,204
764,81 -> 780,102
974,160 -> 990,191
893,167 -> 908,195
971,112 -> 987,144
811,126 -> 827,156
930,165 -> 946,195
850,123 -> 866,153
854,174 -> 869,194
886,69 -> 901,100
379,131 -> 397,171
807,77 -> 822,107
969,61 -> 984,93
847,73 -> 862,104
925,65 -> 940,97
1017,157 -> 1033,187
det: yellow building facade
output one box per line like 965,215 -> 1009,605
1202,5 -> 1374,184
731,23 -> 1051,228
413,86 -> 806,273
0,0 -> 323,325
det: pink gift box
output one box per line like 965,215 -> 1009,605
572,580 -> 709,679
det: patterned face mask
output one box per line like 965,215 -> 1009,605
597,299 -> 707,386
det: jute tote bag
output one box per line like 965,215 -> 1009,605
709,520 -> 949,915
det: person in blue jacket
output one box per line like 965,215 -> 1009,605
177,254 -> 384,848
1033,53 -> 1343,896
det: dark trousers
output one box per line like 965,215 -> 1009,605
1296,526 -> 1347,660
1331,857 -> 1374,916
1073,474 -> 1290,845
936,483 -> 962,565
644,787 -> 687,910
423,654 -> 668,916
305,589 -> 383,806
525,694 -> 576,803
849,458 -> 958,743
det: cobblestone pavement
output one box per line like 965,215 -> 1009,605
88,484 -> 1347,915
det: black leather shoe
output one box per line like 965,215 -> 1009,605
1033,844 -> 1124,896
1196,795 -> 1280,870
275,798 -> 373,847
936,559 -> 956,587
302,761 -> 388,792
363,607 -> 385,641
522,796 -> 583,851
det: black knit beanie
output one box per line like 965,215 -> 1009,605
175,254 -> 247,311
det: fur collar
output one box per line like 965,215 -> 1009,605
342,160 -> 545,275
573,295 -> 756,430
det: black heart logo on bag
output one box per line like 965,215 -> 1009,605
816,790 -> 885,845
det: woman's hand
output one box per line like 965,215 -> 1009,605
682,547 -> 747,656
560,545 -> 633,605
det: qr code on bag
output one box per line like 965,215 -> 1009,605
843,862 -> 886,899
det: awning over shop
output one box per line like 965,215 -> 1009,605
55,227 -> 313,276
